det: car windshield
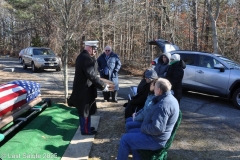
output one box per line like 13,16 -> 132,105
218,56 -> 240,69
33,49 -> 55,56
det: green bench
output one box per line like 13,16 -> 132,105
138,111 -> 182,160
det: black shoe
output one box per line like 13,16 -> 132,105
112,99 -> 118,103
103,99 -> 110,102
91,127 -> 95,131
81,130 -> 97,135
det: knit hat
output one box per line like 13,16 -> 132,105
170,54 -> 180,61
144,68 -> 158,80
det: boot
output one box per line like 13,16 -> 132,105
111,90 -> 118,103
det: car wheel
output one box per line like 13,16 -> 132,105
23,61 -> 27,69
232,88 -> 240,109
56,67 -> 61,72
19,57 -> 22,64
32,63 -> 38,73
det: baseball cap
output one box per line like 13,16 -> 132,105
144,68 -> 158,80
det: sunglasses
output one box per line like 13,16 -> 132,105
105,50 -> 110,52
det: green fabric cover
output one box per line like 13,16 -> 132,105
138,111 -> 182,160
0,103 -> 79,160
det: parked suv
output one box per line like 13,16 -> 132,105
150,39 -> 240,109
22,47 -> 62,72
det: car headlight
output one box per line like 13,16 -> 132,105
34,58 -> 45,62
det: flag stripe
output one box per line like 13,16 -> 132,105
0,99 -> 27,117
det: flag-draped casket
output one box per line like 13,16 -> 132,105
0,80 -> 41,121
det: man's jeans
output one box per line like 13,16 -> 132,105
117,132 -> 164,160
125,117 -> 142,132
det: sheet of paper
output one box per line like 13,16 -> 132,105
130,86 -> 137,96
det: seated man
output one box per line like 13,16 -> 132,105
124,68 -> 158,119
117,78 -> 179,160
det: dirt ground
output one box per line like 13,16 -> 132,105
1,65 -> 240,160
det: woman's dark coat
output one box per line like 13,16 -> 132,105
125,79 -> 151,118
165,60 -> 186,101
70,50 -> 106,118
97,52 -> 121,90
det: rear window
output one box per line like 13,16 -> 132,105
179,53 -> 195,65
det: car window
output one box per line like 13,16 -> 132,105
198,55 -> 220,69
33,49 -> 55,56
178,53 -> 195,65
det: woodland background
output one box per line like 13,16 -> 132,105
0,0 -> 239,100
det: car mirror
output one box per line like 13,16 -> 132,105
214,64 -> 225,72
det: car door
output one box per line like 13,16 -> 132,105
177,53 -> 198,89
195,55 -> 230,96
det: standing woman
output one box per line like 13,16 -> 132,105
154,52 -> 171,78
165,54 -> 186,104
97,46 -> 122,103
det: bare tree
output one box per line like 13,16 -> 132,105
206,0 -> 222,53
50,0 -> 90,103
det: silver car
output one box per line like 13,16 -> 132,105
150,39 -> 240,109
22,47 -> 62,72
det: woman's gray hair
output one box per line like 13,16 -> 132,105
155,78 -> 172,93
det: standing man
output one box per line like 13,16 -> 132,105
97,45 -> 121,103
69,41 -> 110,135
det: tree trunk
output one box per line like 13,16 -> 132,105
207,0 -> 221,54
193,0 -> 198,50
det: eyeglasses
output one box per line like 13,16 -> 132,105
105,50 -> 110,52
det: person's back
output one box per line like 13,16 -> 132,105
165,54 -> 186,104
141,91 -> 179,145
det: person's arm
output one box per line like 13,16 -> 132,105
130,84 -> 150,106
83,56 -> 106,90
114,54 -> 121,72
97,55 -> 103,73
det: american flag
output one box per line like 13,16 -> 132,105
0,84 -> 27,118
8,80 -> 41,102
0,80 -> 41,119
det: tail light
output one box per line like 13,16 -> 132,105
151,61 -> 156,65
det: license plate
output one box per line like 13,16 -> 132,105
49,63 -> 54,66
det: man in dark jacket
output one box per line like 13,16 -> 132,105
97,45 -> 121,103
165,54 -> 186,104
69,40 -> 109,135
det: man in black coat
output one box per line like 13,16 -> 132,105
69,40 -> 109,135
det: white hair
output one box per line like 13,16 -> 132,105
155,78 -> 172,93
